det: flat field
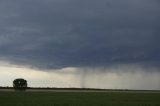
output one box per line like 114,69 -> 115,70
0,91 -> 160,106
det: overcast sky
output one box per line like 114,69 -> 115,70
0,0 -> 160,90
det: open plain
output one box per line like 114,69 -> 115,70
0,89 -> 160,106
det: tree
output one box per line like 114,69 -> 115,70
13,78 -> 27,91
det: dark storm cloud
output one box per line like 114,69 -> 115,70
0,0 -> 160,69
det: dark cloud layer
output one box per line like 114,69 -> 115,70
0,0 -> 160,69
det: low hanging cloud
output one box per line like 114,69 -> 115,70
0,0 -> 160,70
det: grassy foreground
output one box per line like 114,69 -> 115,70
0,91 -> 160,106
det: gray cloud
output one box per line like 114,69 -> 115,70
0,0 -> 160,69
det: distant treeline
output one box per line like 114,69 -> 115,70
0,86 -> 120,90
0,87 -> 13,89
0,86 -> 159,92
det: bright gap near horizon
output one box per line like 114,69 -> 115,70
0,62 -> 160,90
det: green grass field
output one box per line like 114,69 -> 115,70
0,91 -> 160,106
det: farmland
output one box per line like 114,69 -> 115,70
0,90 -> 160,106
